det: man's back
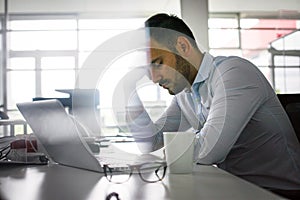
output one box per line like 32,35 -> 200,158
218,93 -> 300,189
174,54 -> 300,189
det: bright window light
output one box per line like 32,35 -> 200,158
41,57 -> 75,69
9,57 -> 35,69
10,31 -> 77,51
9,19 -> 77,30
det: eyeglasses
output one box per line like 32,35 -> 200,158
103,161 -> 167,184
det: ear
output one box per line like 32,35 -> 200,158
175,36 -> 191,57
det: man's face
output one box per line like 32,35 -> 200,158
149,39 -> 192,95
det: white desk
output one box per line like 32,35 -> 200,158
0,163 -> 281,200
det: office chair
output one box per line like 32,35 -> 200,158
0,111 -> 28,136
277,94 -> 300,142
285,103 -> 300,141
0,111 -> 9,120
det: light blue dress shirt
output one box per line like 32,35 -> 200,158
129,52 -> 300,190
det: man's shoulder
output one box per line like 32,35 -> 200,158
214,55 -> 250,66
213,55 -> 258,76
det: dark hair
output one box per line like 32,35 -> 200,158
145,13 -> 198,50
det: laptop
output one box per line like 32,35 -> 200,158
17,99 -> 163,172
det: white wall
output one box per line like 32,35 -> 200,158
1,0 -> 299,15
209,0 -> 300,13
0,0 -> 181,17
181,0 -> 209,51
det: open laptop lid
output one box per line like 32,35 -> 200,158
17,100 -> 103,172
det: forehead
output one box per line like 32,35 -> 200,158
149,39 -> 174,59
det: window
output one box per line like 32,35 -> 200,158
77,18 -> 171,129
8,16 -> 78,109
269,30 -> 300,93
208,13 -> 300,93
6,15 -> 170,133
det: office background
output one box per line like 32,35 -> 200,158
0,0 -> 299,136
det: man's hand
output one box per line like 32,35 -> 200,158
122,66 -> 151,106
111,66 -> 151,128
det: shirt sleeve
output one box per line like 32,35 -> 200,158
128,96 -> 192,151
195,58 -> 268,164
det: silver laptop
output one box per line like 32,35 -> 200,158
17,99 -> 162,172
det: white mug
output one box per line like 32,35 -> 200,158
163,132 -> 195,174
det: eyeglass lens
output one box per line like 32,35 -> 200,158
139,163 -> 166,183
104,165 -> 132,184
104,162 -> 166,184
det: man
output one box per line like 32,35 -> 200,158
121,13 -> 300,198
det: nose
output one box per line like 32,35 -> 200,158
150,67 -> 162,83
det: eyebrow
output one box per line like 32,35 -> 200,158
151,56 -> 163,64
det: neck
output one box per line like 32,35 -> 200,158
188,48 -> 204,84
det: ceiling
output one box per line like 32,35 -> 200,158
0,0 -> 299,19
0,0 -> 180,17
209,0 -> 300,19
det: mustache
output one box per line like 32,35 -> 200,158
159,79 -> 168,86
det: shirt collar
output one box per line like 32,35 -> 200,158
191,52 -> 214,93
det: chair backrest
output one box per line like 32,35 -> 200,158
277,94 -> 300,142
286,103 -> 300,141
0,111 -> 9,119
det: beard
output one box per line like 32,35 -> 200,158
167,54 -> 193,95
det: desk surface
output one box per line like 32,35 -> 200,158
0,163 -> 281,200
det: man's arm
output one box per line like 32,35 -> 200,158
112,67 -> 191,152
195,58 -> 268,164
126,94 -> 192,152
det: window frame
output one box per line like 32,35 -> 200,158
208,12 -> 300,93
